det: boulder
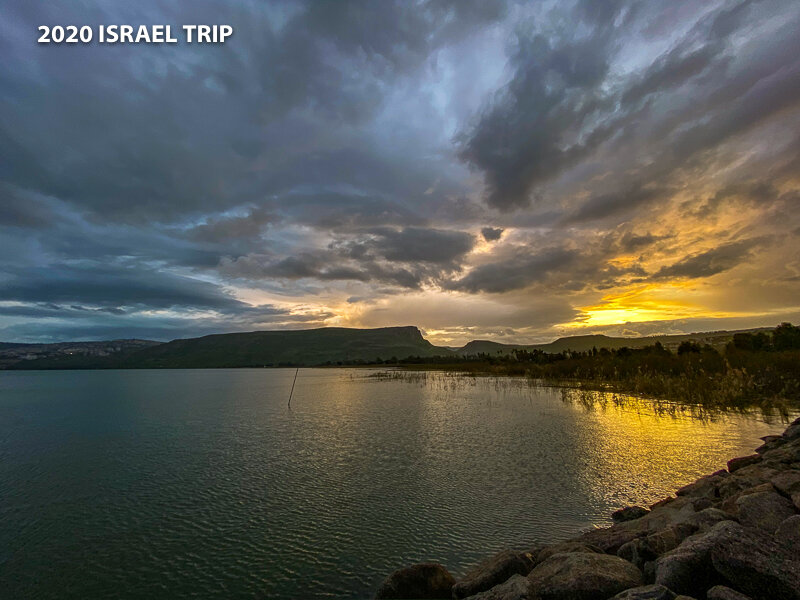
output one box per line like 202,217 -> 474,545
535,541 -> 602,564
719,483 -> 774,514
761,443 -> 800,469
653,522 -> 735,597
685,508 -> 734,530
783,417 -> 800,441
706,586 -> 752,600
774,515 -> 800,551
717,467 -> 779,500
526,552 -> 643,600
607,583 -> 677,599
709,521 -> 800,600
735,490 -> 796,533
672,597 -> 698,600
727,454 -> 762,473
618,524 -> 697,570
452,550 -> 536,598
462,574 -> 533,600
676,472 -> 726,500
578,526 -> 645,555
613,506 -> 651,522
755,436 -> 784,454
374,563 -> 455,599
770,470 -> 800,497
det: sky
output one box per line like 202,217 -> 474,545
2,0 -> 800,345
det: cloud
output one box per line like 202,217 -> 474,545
652,238 -> 765,280
481,227 -> 504,241
2,0 -> 800,341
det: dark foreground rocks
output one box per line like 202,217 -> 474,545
374,563 -> 455,599
374,416 -> 800,600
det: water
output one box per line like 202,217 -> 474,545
0,368 -> 791,599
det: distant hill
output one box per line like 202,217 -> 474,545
6,326 -> 444,369
0,339 -> 160,369
2,325 -> 775,370
456,329 -> 772,356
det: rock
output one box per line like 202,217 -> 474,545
526,552 -> 643,600
761,443 -> 800,469
613,506 -> 651,522
618,524 -> 697,570
607,583 -> 677,599
653,522 -> 735,597
673,597 -> 697,600
462,574 -> 533,600
685,508 -> 734,530
676,472 -> 726,500
453,550 -> 536,598
706,586 -> 753,600
770,470 -> 800,497
783,417 -> 800,441
775,515 -> 800,549
374,563 -> 455,599
727,454 -> 762,473
735,491 -> 796,533
709,521 -> 800,600
717,467 -> 779,500
535,541 -> 602,564
720,483 -> 774,514
755,436 -> 785,454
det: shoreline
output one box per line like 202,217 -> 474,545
374,416 -> 800,600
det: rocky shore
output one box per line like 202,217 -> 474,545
374,417 -> 800,600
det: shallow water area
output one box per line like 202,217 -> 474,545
0,368 -> 793,599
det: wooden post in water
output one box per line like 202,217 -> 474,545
288,367 -> 299,407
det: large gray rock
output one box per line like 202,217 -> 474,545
452,550 -> 535,598
580,497 -> 704,555
527,552 -> 643,600
462,574 -> 532,600
536,541 -> 602,564
775,514 -> 800,548
717,467 -> 779,500
709,521 -> 800,600
618,524 -> 697,570
706,586 -> 753,600
735,490 -> 796,533
653,522 -> 734,597
770,470 -> 800,497
783,417 -> 800,441
727,454 -> 762,473
613,506 -> 651,522
607,584 -> 676,599
374,563 -> 455,599
676,472 -> 727,500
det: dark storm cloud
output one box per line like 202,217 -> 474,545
222,227 -> 475,289
360,227 -> 475,264
1,264 -> 245,310
2,0 -> 800,341
446,247 -> 579,294
460,0 -> 800,217
481,227 -> 504,241
651,238 -> 765,280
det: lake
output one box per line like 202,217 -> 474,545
0,368 -> 791,599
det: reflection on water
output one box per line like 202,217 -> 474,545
0,369 -> 793,599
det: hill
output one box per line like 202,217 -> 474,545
7,326 -> 444,369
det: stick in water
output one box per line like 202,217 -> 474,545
288,367 -> 299,406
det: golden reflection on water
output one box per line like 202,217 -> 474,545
366,370 -> 793,525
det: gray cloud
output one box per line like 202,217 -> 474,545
2,0 -> 800,341
652,238 -> 764,280
481,227 -> 504,241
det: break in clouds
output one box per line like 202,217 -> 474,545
2,0 -> 800,344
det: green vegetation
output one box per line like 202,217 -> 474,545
416,323 -> 800,410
